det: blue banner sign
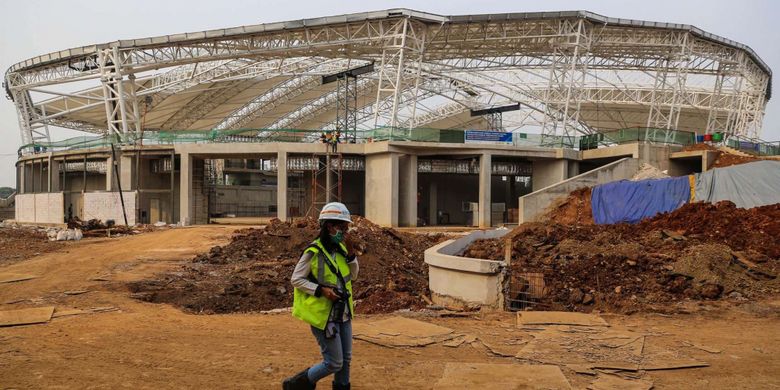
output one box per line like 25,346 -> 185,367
464,130 -> 513,144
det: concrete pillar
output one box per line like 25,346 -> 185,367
179,153 -> 192,226
567,160 -> 580,178
277,151 -> 288,221
19,163 -> 26,194
106,156 -> 114,191
49,156 -> 60,192
428,182 -> 437,226
478,153 -> 492,228
398,154 -> 418,227
120,154 -> 133,190
365,152 -> 398,227
531,159 -> 568,191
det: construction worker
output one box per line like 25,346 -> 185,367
284,202 -> 357,390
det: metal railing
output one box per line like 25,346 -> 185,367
579,127 -> 696,150
19,126 -> 735,157
724,135 -> 780,156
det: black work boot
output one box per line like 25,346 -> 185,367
283,368 -> 316,390
332,382 -> 350,390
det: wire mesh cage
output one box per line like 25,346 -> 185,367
506,272 -> 546,311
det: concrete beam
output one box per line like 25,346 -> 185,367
478,153 -> 491,228
179,153 -> 192,226
365,152 -> 398,227
277,151 -> 288,221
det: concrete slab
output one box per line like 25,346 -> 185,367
0,306 -> 55,327
433,363 -> 571,389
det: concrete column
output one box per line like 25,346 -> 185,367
179,153 -> 192,226
49,156 -> 60,192
365,152 -> 399,227
398,154 -> 418,227
19,163 -> 26,194
478,153 -> 492,228
531,159 -> 568,191
567,160 -> 580,178
428,182 -> 437,226
106,156 -> 114,191
276,151 -> 288,221
120,154 -> 133,190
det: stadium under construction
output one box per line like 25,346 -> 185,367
4,9 -> 773,228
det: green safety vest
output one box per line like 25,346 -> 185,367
292,238 -> 355,330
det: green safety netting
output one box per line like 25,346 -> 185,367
20,126 -> 724,155
579,128 -> 696,150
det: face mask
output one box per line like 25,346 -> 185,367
330,230 -> 344,244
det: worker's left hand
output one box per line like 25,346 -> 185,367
344,236 -> 356,257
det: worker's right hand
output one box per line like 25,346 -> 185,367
321,287 -> 340,301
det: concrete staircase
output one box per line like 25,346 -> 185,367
718,145 -> 780,160
717,145 -> 754,157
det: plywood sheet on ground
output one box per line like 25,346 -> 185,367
588,375 -> 653,390
433,363 -> 571,389
518,311 -> 609,327
0,306 -> 55,327
353,316 -> 457,347
0,273 -> 38,284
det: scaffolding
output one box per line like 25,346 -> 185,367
307,149 -> 344,218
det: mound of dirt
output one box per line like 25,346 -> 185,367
682,143 -> 763,168
543,187 -> 594,225
128,217 -> 451,314
464,201 -> 780,314
0,227 -> 63,266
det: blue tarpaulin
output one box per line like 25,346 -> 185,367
591,177 -> 691,224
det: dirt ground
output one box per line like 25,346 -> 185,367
0,227 -> 64,266
1,226 -> 779,389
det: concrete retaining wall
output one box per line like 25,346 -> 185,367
82,192 -> 137,225
424,229 -> 509,309
519,157 -> 640,223
14,193 -> 64,224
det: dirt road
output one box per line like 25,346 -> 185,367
1,227 -> 778,389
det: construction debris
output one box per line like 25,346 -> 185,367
51,306 -> 119,319
433,363 -> 572,390
0,306 -> 55,327
353,316 -> 457,348
517,311 -> 609,327
588,374 -> 653,390
0,273 -> 38,284
0,226 -> 63,266
466,201 -> 780,313
631,163 -> 669,181
128,217 -> 451,314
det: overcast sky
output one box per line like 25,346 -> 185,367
1,0 -> 778,187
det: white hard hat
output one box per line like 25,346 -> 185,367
319,202 -> 352,223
